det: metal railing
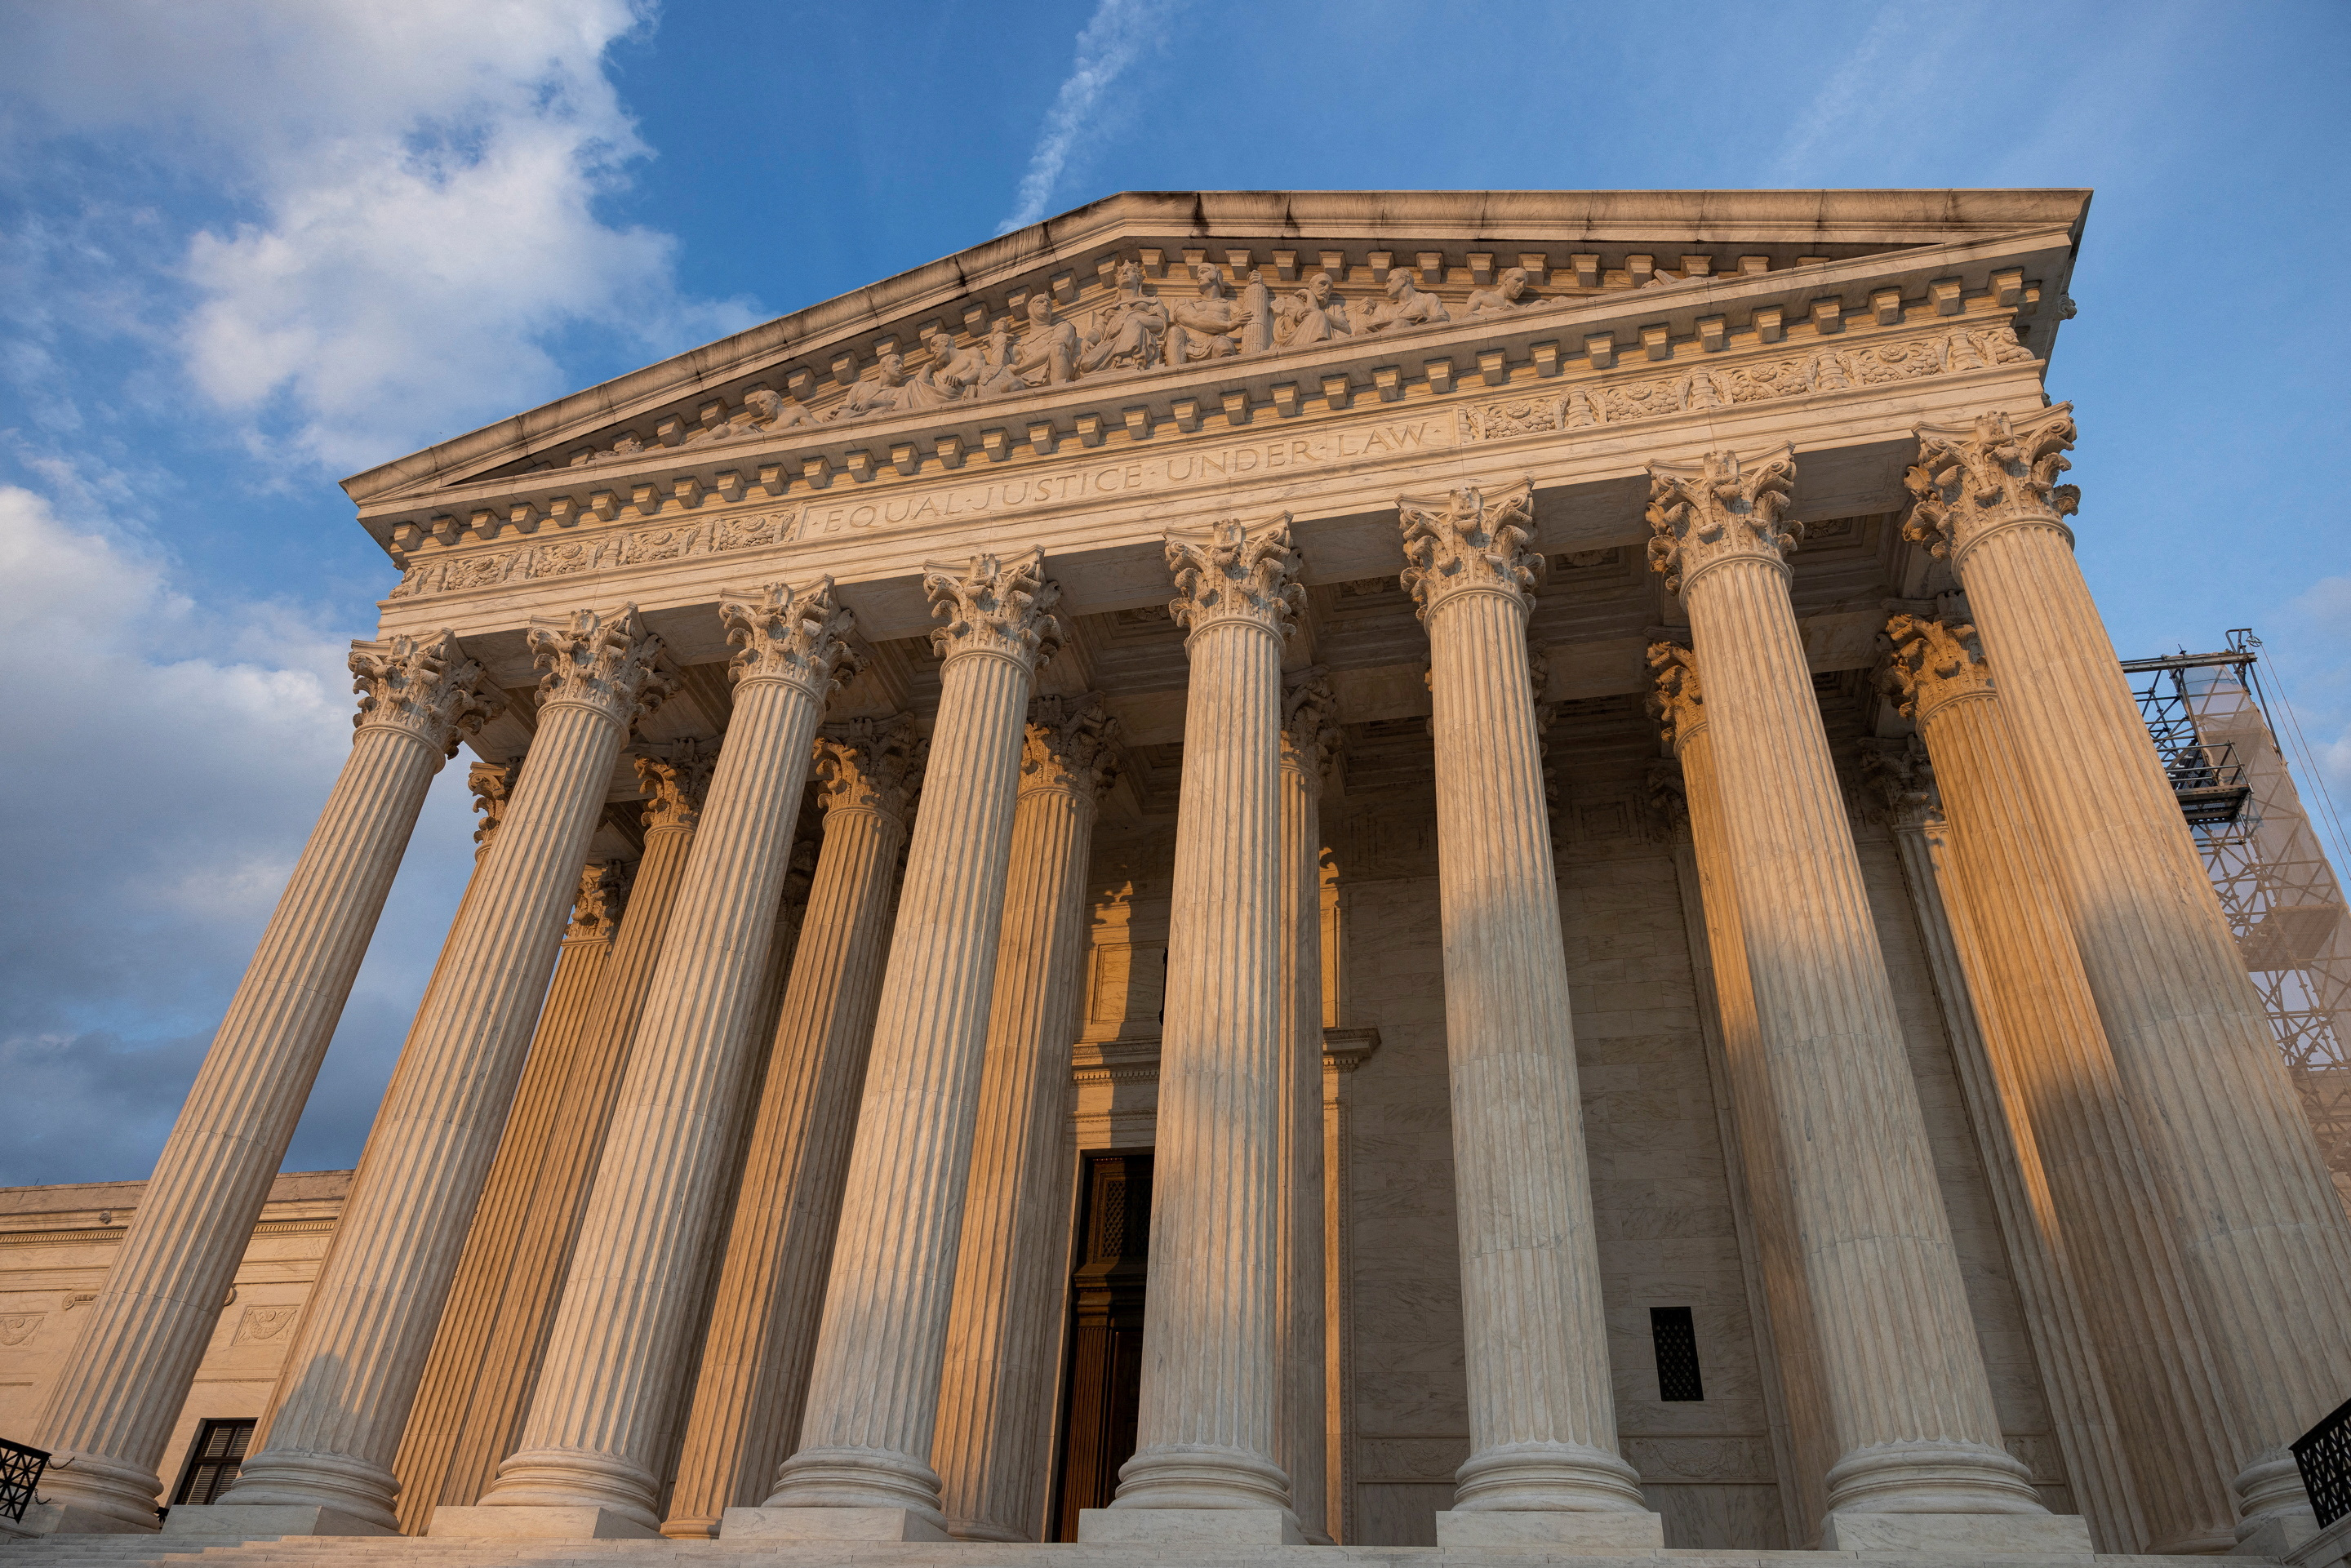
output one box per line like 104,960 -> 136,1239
0,1436 -> 48,1525
2122,649 -> 2255,829
2296,1393 -> 2351,1530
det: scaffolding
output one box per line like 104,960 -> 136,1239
2124,633 -> 2351,1210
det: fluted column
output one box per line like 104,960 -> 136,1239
1647,646 -> 1837,1543
1091,513 -> 1302,1544
1906,407 -> 2351,1544
661,716 -> 924,1539
393,740 -> 715,1527
1646,452 -> 2070,1551
763,549 -> 1061,1538
467,580 -> 859,1535
1276,669 -> 1335,1545
24,634 -> 496,1533
217,606 -> 670,1530
935,695 -> 1118,1542
1880,613 -> 2236,1550
1386,485 -> 1651,1548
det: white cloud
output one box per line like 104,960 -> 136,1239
0,484 -> 478,1184
0,0 -> 762,473
998,0 -> 1178,234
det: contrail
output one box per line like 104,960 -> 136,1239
997,0 -> 1171,234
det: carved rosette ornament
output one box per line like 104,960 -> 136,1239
1165,513 -> 1305,639
1860,735 -> 1939,830
1396,480 -> 1543,623
467,758 -> 523,855
814,713 -> 927,821
924,548 -> 1064,670
1903,404 -> 2080,566
1878,613 -> 1995,723
567,860 -> 633,938
635,738 -> 722,831
1644,446 -> 1801,595
1020,693 -> 1120,801
349,629 -> 500,757
719,576 -> 864,695
1643,641 -> 1705,753
527,603 -> 674,727
1279,669 -> 1342,780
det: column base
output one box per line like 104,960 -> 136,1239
162,1504 -> 395,1539
722,1506 -> 949,1541
1820,1510 -> 2094,1554
15,1501 -> 158,1535
429,1504 -> 657,1540
2233,1511 -> 2324,1560
1435,1508 -> 1664,1551
1077,1507 -> 1304,1544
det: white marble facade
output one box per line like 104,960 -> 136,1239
11,189 -> 2351,1563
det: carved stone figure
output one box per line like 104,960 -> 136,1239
1079,260 -> 1169,375
838,350 -> 913,420
974,316 -> 1024,397
1237,267 -> 1274,355
1273,271 -> 1350,348
1461,266 -> 1535,317
1358,269 -> 1451,335
1011,294 -> 1081,387
1163,263 -> 1255,362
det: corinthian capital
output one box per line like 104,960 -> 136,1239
1165,514 -> 1304,639
1903,404 -> 2078,562
924,548 -> 1064,670
1644,446 -> 1799,595
1860,735 -> 1938,829
1023,693 -> 1120,802
1878,613 -> 1994,722
1396,480 -> 1542,622
1644,641 -> 1705,753
719,577 -> 864,695
527,603 -> 673,728
349,629 -> 500,757
567,860 -> 633,938
635,736 -> 722,831
467,757 -> 522,856
1280,668 -> 1343,780
814,713 -> 927,822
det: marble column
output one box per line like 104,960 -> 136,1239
763,549 -> 1061,1539
393,740 -> 716,1528
1647,645 -> 1837,1544
24,633 -> 497,1534
1275,669 -> 1335,1545
661,715 -> 924,1539
1908,409 -> 2351,1544
464,580 -> 859,1536
1878,613 -> 2235,1550
1091,515 -> 1302,1544
935,695 -> 1118,1543
216,605 -> 671,1530
1387,485 -> 1651,1549
1646,452 -> 2072,1552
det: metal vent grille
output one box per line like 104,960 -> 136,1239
1650,1306 -> 1704,1401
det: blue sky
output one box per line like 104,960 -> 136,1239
2,0 -> 2347,1186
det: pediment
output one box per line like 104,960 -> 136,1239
342,189 -> 2089,543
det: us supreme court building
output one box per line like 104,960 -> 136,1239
10,189 -> 2351,1564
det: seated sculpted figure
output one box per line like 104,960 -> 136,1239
1163,262 -> 1255,362
1273,271 -> 1351,347
739,387 -> 825,430
900,330 -> 982,410
973,315 -> 1024,397
838,349 -> 912,419
1461,266 -> 1537,317
1078,260 -> 1169,374
1012,294 -> 1082,386
1358,269 -> 1451,334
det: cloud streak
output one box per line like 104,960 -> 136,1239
998,0 -> 1175,234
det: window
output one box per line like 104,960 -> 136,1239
171,1419 -> 255,1506
1650,1307 -> 1704,1401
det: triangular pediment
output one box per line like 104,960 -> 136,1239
341,189 -> 2089,532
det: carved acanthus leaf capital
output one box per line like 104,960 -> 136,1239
1165,513 -> 1305,639
1645,446 -> 1800,595
719,577 -> 864,696
349,629 -> 501,757
924,548 -> 1064,669
527,604 -> 673,729
1903,403 -> 2078,562
1396,480 -> 1543,622
1644,641 -> 1704,753
635,737 -> 722,831
1023,693 -> 1120,802
1280,668 -> 1343,780
1878,613 -> 1993,722
814,713 -> 927,822
567,860 -> 633,938
1860,735 -> 1939,829
467,757 -> 522,856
